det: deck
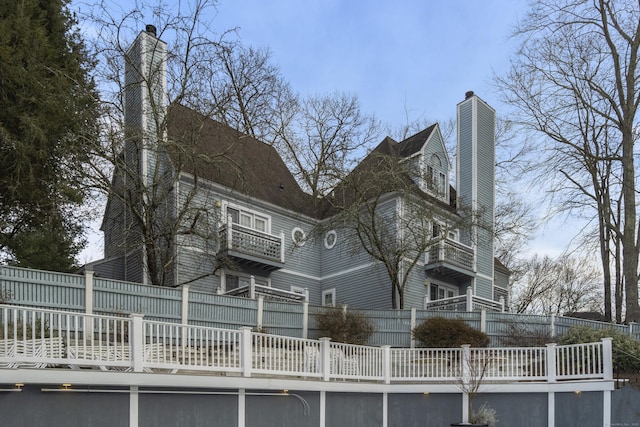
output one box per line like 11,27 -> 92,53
0,304 -> 612,385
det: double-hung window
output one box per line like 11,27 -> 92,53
226,206 -> 269,233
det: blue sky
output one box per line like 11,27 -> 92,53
78,0 -> 575,263
213,0 -> 526,126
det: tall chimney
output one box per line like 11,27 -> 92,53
145,24 -> 157,37
456,93 -> 496,300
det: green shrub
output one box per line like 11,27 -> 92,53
558,325 -> 640,372
315,307 -> 375,345
412,317 -> 489,348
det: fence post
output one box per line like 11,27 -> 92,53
302,297 -> 309,339
602,337 -> 613,381
546,343 -> 557,382
280,231 -> 285,263
461,344 -> 471,423
320,337 -> 331,381
257,296 -> 264,330
550,314 -> 556,338
240,326 -> 253,377
410,308 -> 416,348
499,296 -> 505,313
84,269 -> 94,315
629,322 -> 635,338
480,309 -> 487,333
382,345 -> 391,384
226,215 -> 233,249
466,286 -> 473,312
249,276 -> 255,300
83,270 -> 95,341
130,313 -> 145,373
181,285 -> 190,325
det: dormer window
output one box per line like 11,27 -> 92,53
426,154 -> 447,197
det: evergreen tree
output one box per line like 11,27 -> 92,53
0,0 -> 98,271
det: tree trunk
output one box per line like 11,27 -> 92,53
621,129 -> 640,322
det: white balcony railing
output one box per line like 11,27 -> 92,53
425,286 -> 506,312
219,222 -> 284,264
426,239 -> 475,271
0,304 -> 613,384
225,278 -> 308,302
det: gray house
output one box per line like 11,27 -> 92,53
91,26 -> 509,310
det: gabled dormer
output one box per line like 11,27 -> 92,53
397,124 -> 451,204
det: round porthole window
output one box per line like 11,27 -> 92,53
324,230 -> 337,249
291,227 -> 306,246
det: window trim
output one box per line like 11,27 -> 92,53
428,282 -> 457,302
324,230 -> 337,249
223,202 -> 271,233
322,288 -> 336,307
291,227 -> 307,246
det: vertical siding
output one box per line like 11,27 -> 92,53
475,99 -> 495,295
262,300 -> 304,337
4,265 -> 638,346
0,265 -> 85,311
188,291 -> 258,329
94,277 -> 182,322
457,101 -> 474,247
457,96 -> 496,300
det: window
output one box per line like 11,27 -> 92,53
425,154 -> 447,197
322,288 -> 336,307
292,227 -> 306,246
324,230 -> 337,249
226,205 -> 269,233
429,283 -> 456,301
432,222 -> 441,238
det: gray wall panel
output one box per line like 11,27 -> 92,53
482,392 -> 547,427
555,391 -> 603,427
0,385 -> 128,427
245,390 -> 319,427
388,393 -> 461,427
139,391 -> 237,427
326,392 -> 383,427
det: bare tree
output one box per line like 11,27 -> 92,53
274,93 -> 381,198
324,149 -> 475,309
208,44 -> 298,145
498,0 -> 640,321
510,254 -> 602,315
81,1 -> 380,288
82,1 -> 240,287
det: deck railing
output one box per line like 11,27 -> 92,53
0,304 -> 612,384
426,239 -> 475,271
424,286 -> 506,312
219,222 -> 284,263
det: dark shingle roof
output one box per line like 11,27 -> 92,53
166,105 -> 449,218
396,124 -> 437,157
166,104 -> 316,216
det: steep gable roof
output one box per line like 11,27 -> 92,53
323,127 -> 456,217
166,104 -> 316,216
396,124 -> 438,157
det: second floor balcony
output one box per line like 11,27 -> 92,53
425,239 -> 475,281
218,223 -> 285,272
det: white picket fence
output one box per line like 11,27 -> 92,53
0,304 -> 613,384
